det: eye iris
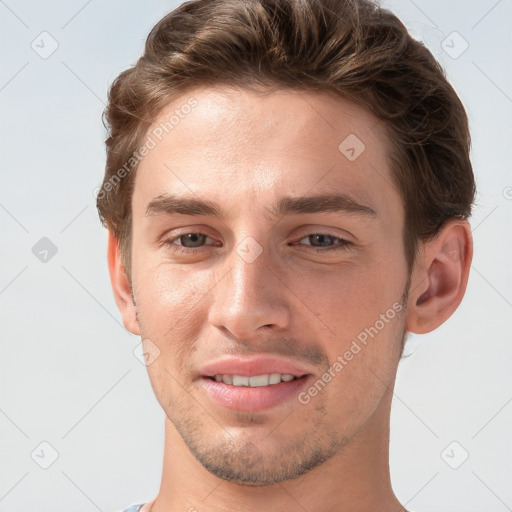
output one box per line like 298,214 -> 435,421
174,233 -> 342,250
180,233 -> 206,247
310,234 -> 335,247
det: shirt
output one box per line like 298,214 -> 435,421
119,501 -> 414,511
120,505 -> 144,512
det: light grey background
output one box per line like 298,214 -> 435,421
0,1 -> 511,511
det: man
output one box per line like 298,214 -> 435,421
96,0 -> 475,510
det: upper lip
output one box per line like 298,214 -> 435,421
199,355 -> 312,378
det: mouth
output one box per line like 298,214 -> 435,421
199,373 -> 312,412
206,373 -> 301,386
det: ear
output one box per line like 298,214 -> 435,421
107,230 -> 140,335
405,219 -> 473,334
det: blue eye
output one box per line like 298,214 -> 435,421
175,233 -> 209,247
164,232 -> 352,254
164,233 -> 217,253
295,233 -> 352,253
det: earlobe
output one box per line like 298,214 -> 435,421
106,230 -> 140,335
406,220 -> 473,334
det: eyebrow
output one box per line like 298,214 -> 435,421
145,192 -> 377,218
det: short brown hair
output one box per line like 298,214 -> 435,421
97,0 -> 476,277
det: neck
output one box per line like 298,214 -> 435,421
149,386 -> 405,512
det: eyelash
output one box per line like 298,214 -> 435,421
163,232 -> 352,254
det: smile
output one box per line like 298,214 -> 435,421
209,373 -> 297,386
200,374 -> 311,412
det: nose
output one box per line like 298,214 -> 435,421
207,240 -> 291,340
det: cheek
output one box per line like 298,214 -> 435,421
134,263 -> 210,328
132,262 -> 226,376
293,258 -> 403,339
297,256 -> 406,389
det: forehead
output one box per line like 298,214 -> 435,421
133,86 -> 400,220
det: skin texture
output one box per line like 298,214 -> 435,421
107,86 -> 473,512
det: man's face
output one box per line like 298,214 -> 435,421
129,86 -> 410,485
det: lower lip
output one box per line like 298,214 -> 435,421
200,375 -> 311,412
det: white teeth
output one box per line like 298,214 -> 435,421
212,373 -> 299,387
249,375 -> 269,387
269,373 -> 282,384
232,375 -> 249,386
